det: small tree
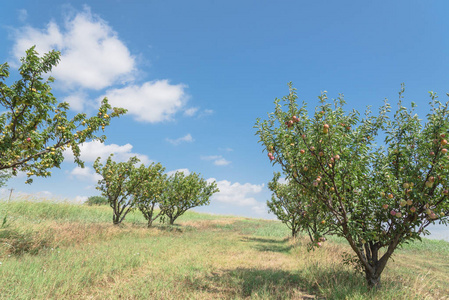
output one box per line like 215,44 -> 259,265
268,172 -> 329,242
85,196 -> 108,206
135,163 -> 166,227
93,155 -> 153,225
159,172 -> 219,225
0,47 -> 126,183
255,83 -> 449,288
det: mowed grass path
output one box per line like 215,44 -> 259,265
0,201 -> 448,299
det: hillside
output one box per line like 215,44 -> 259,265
0,201 -> 448,299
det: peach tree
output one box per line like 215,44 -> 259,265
255,83 -> 449,288
0,47 -> 126,183
135,163 -> 167,228
159,171 -> 219,225
268,172 -> 330,242
93,155 -> 160,225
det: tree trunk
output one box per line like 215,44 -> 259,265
364,267 -> 381,289
147,218 -> 153,228
113,213 -> 121,225
292,227 -> 297,237
169,217 -> 175,225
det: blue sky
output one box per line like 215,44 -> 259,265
1,1 -> 449,222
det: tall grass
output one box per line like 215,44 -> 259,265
0,200 -> 448,299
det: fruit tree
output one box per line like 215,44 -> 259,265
0,47 -> 126,183
268,172 -> 330,242
135,163 -> 167,227
159,171 -> 219,225
93,155 -> 158,225
255,83 -> 449,288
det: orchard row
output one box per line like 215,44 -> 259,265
93,155 -> 219,226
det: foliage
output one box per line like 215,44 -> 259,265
0,47 -> 126,184
268,172 -> 329,242
255,83 -> 449,288
159,172 -> 219,225
135,163 -> 166,227
93,155 -> 154,225
0,170 -> 11,188
85,196 -> 109,206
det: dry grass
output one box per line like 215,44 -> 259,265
1,201 -> 448,299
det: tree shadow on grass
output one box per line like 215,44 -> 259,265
183,266 -> 402,299
242,236 -> 293,253
187,267 -> 318,299
155,224 -> 183,233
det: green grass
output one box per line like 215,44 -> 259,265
0,200 -> 448,299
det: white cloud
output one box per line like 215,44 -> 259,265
167,168 -> 191,176
166,133 -> 194,146
208,179 -> 267,215
62,92 -> 89,111
70,166 -> 102,183
184,107 -> 199,117
12,8 -> 136,90
11,7 -> 192,120
201,155 -> 231,166
214,158 -> 231,166
64,140 -> 151,164
101,80 -> 188,123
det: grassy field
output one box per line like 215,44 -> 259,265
0,200 -> 448,299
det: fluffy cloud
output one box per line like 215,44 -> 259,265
12,8 -> 136,90
208,179 -> 267,215
201,155 -> 231,166
184,107 -> 199,117
101,80 -> 188,123
70,166 -> 102,183
62,92 -> 89,111
64,140 -> 151,164
12,7 -> 190,121
166,133 -> 194,146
